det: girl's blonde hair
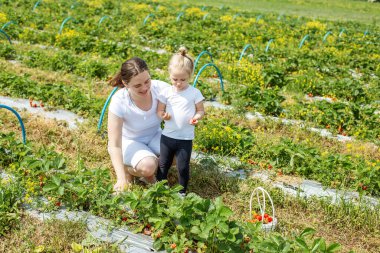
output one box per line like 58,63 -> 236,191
168,47 -> 194,77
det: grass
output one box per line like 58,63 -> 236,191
165,0 -> 380,26
0,215 -> 121,252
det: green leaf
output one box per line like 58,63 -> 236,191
58,186 -> 65,195
52,175 -> 61,186
42,183 -> 58,192
71,242 -> 83,252
311,238 -> 323,253
299,227 -> 316,238
153,240 -> 163,250
27,160 -> 42,170
219,206 -> 233,217
58,158 -> 65,169
218,222 -> 229,233
295,238 -> 309,251
190,226 -> 201,234
326,243 -> 341,253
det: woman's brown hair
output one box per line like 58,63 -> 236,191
109,57 -> 149,88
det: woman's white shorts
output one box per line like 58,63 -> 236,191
122,131 -> 161,168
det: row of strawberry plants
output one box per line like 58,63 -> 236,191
194,113 -> 380,196
0,71 -> 103,118
0,131 -> 342,253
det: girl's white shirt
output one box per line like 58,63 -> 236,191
109,80 -> 170,144
158,85 -> 204,140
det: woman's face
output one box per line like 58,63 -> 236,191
125,71 -> 151,99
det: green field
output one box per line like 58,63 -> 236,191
169,0 -> 380,25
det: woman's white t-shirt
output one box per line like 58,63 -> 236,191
109,80 -> 170,144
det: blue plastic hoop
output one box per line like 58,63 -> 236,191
338,28 -> 346,38
194,50 -> 213,73
97,87 -> 118,132
0,104 -> 26,144
298,35 -> 310,49
32,0 -> 42,12
265,39 -> 274,52
322,31 -> 332,43
193,63 -> 224,92
176,12 -> 184,22
0,29 -> 12,44
143,14 -> 155,25
1,21 -> 17,30
58,17 -> 75,34
239,44 -> 254,62
233,13 -> 241,20
98,15 -> 112,27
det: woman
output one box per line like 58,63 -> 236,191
107,57 -> 170,193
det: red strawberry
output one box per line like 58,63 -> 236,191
55,201 -> 61,207
268,217 -> 273,222
143,228 -> 152,235
170,243 -> 177,249
191,119 -> 198,124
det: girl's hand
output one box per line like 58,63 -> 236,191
162,112 -> 171,120
189,118 -> 198,125
113,179 -> 132,194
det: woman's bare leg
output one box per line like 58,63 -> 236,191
125,156 -> 158,183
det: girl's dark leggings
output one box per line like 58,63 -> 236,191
157,134 -> 193,194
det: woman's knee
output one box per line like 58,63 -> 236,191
136,157 -> 158,177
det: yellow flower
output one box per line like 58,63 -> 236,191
220,15 -> 233,22
130,3 -> 151,12
0,12 -> 7,23
185,7 -> 206,18
225,126 -> 232,133
56,29 -> 81,41
304,21 -> 326,31
83,0 -> 104,8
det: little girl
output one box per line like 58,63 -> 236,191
156,47 -> 205,196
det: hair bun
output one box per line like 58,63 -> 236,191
178,46 -> 187,56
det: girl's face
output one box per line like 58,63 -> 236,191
170,69 -> 190,91
125,71 -> 151,99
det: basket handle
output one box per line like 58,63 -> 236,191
249,187 -> 275,223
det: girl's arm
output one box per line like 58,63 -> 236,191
157,101 -> 171,120
190,101 -> 205,125
107,111 -> 132,192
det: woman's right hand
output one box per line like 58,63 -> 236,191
113,179 -> 131,194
